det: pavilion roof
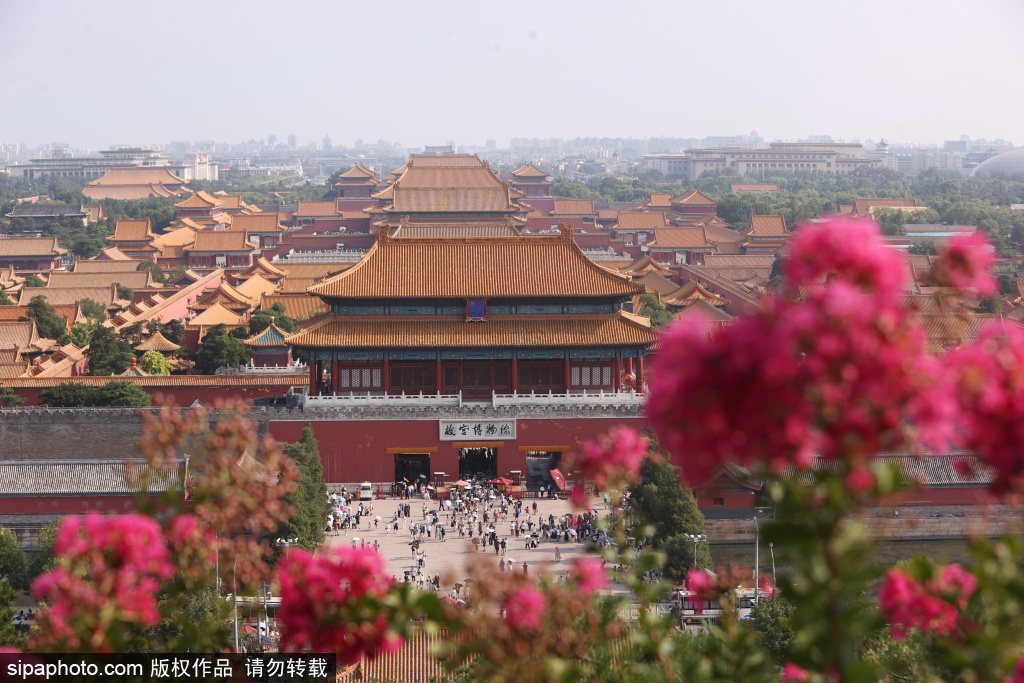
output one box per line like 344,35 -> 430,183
674,297 -> 734,322
620,255 -> 672,276
47,270 -> 153,290
235,257 -> 287,280
175,191 -> 223,209
854,198 -> 919,216
339,163 -> 377,179
671,189 -> 718,206
664,281 -> 730,308
186,302 -> 248,328
284,312 -> 656,349
120,359 -> 150,376
0,304 -> 83,329
647,193 -> 673,208
295,201 -> 340,217
231,213 -> 286,233
511,162 -> 550,178
134,330 -> 180,352
307,228 -> 643,300
165,217 -> 206,231
18,285 -> 126,308
191,282 -> 256,310
235,273 -> 278,300
244,322 -> 292,348
0,236 -> 66,257
0,320 -> 40,351
636,271 -> 680,297
152,227 -> 197,250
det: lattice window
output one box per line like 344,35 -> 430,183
340,369 -> 350,388
603,367 -> 612,385
372,368 -> 381,387
352,370 -> 361,388
571,367 -> 580,386
362,369 -> 372,388
581,367 -> 591,386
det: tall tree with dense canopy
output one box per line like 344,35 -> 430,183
195,324 -> 252,373
274,422 -> 330,554
26,295 -> 67,340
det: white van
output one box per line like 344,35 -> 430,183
359,482 -> 373,500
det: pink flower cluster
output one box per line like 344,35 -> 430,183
947,326 -> 1024,493
781,663 -> 809,682
931,232 -> 996,296
504,586 -> 546,631
569,426 -> 648,500
31,514 -> 172,651
878,564 -> 977,640
571,558 -> 609,596
276,546 -> 400,663
648,218 -> 952,485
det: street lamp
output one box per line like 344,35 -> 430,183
769,541 -> 776,592
753,514 -> 760,603
683,533 -> 706,568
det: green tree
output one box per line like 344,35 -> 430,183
26,295 -> 68,340
146,319 -> 185,345
749,596 -> 796,664
0,578 -> 21,647
637,293 -> 672,329
23,274 -> 45,288
0,290 -> 13,306
115,283 -> 134,301
629,452 -> 711,582
0,387 -> 25,408
275,422 -> 330,554
38,382 -> 97,406
874,207 -> 906,236
78,297 -> 107,321
767,252 -> 788,291
25,521 -> 58,584
88,325 -> 134,375
139,350 -> 170,375
249,302 -> 297,336
195,324 -> 252,373
907,240 -> 937,255
93,380 -> 151,407
136,260 -> 167,285
0,527 -> 26,591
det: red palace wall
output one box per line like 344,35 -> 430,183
0,495 -> 149,515
13,384 -> 293,408
269,415 -> 648,484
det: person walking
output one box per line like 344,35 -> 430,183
555,547 -> 562,562
523,563 -> 528,577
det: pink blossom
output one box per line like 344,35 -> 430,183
1010,655 -> 1024,683
781,663 -> 809,682
570,427 -> 648,494
759,578 -> 777,599
571,558 -> 609,596
504,586 -> 546,631
648,219 -> 949,487
932,232 -> 996,296
276,546 -> 396,664
687,569 -> 716,600
878,565 -> 975,640
845,467 -> 876,493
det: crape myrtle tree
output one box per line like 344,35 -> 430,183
11,220 -> 1024,682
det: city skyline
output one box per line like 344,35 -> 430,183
1,0 -> 1021,150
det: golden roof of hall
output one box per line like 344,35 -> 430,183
671,189 -> 718,206
18,284 -> 129,309
294,201 -> 341,217
647,227 -> 710,249
746,214 -> 789,238
84,249 -> 137,265
175,191 -> 224,209
231,213 -> 287,233
107,218 -> 155,243
620,255 -> 673,276
86,167 -> 187,187
234,257 -> 287,281
854,197 -> 920,216
636,271 -> 681,297
551,200 -> 596,216
0,236 -> 67,257
335,164 -> 379,186
186,302 -> 248,328
284,312 -> 656,350
234,273 -> 278,300
615,212 -> 667,231
307,227 -> 643,300
391,223 -> 521,238
185,231 -> 257,252
165,217 -> 206,232
663,281 -> 730,308
259,293 -> 329,320
47,270 -> 154,290
371,154 -> 527,214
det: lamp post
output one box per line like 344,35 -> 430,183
683,533 -> 706,568
753,514 -> 760,603
769,541 -> 776,592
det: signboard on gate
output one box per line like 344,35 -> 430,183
439,419 -> 516,441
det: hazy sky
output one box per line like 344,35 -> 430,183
2,0 -> 1022,150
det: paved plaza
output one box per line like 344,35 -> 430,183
319,494 -> 624,592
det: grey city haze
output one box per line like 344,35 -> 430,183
1,0 -> 1021,149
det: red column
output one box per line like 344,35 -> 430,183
331,360 -> 339,395
511,358 -> 518,393
624,357 -> 633,376
384,359 -> 390,393
637,356 -> 645,389
315,360 -> 324,395
435,359 -> 442,394
308,359 -> 318,396
613,357 -> 621,392
563,357 -> 571,393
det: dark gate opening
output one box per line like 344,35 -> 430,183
525,452 -> 562,490
459,447 -> 498,480
395,454 -> 430,484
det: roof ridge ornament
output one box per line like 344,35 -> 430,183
558,223 -> 573,241
376,225 -> 392,244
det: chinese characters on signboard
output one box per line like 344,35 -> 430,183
439,419 -> 516,440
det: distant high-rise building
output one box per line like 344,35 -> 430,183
288,134 -> 298,149
268,134 -> 277,148
323,134 -> 333,150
